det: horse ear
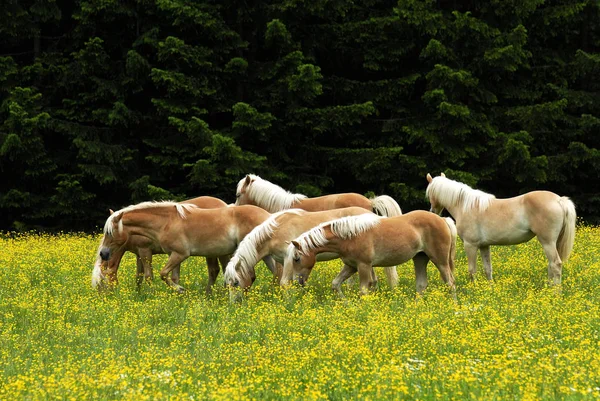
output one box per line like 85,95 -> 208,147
109,209 -> 114,215
291,240 -> 301,250
426,173 -> 433,183
441,172 -> 446,177
244,175 -> 252,186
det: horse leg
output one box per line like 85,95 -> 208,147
159,252 -> 189,293
262,255 -> 278,276
480,246 -> 493,280
413,253 -> 429,294
171,264 -> 182,285
538,237 -> 563,285
464,242 -> 479,282
136,253 -> 144,288
137,248 -> 153,286
384,265 -> 398,289
218,255 -> 231,274
331,264 -> 357,297
273,261 -> 284,283
205,257 -> 220,295
357,262 -> 375,296
427,251 -> 457,298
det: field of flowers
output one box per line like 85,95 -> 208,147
0,227 -> 599,400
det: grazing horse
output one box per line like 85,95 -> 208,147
283,211 -> 457,296
425,173 -> 576,284
223,207 -> 400,296
235,174 -> 402,217
93,202 -> 277,294
234,174 -> 403,287
92,196 -> 229,290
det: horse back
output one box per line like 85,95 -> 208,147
183,196 -> 227,209
297,193 -> 371,212
376,211 -> 451,250
229,204 -> 273,239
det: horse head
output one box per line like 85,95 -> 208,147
92,212 -> 128,289
235,174 -> 256,206
426,172 -> 446,215
224,255 -> 256,303
283,240 -> 317,286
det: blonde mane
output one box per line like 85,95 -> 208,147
103,201 -> 197,235
426,176 -> 495,212
289,213 -> 382,256
238,174 -> 307,212
224,209 -> 305,283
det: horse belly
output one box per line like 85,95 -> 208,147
371,241 -> 417,267
479,221 -> 535,246
316,252 -> 340,261
188,239 -> 236,258
373,227 -> 423,267
487,230 -> 535,246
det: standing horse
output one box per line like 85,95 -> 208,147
425,173 -> 576,284
223,207 -> 398,295
235,174 -> 402,217
93,202 -> 277,294
92,196 -> 229,290
283,211 -> 457,296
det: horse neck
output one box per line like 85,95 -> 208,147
119,209 -> 170,238
235,230 -> 272,271
440,202 -> 465,222
306,228 -> 342,255
249,181 -> 306,212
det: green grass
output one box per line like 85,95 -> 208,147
0,228 -> 599,400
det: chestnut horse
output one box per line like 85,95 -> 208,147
93,202 -> 277,294
235,174 -> 402,217
283,211 -> 457,296
223,207 -> 398,297
234,174 -> 403,286
92,196 -> 229,290
426,172 -> 576,284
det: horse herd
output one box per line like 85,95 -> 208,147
92,173 -> 577,299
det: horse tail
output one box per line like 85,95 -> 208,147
444,217 -> 457,273
370,195 -> 402,217
557,197 -> 576,263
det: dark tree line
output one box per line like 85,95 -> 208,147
1,0 -> 599,231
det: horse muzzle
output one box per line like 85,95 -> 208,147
99,247 -> 111,261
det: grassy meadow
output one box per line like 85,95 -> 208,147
1,227 -> 600,400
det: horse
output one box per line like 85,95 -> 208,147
235,174 -> 402,217
92,196 -> 230,290
92,202 -> 277,294
223,207 -> 401,297
425,172 -> 576,284
282,211 -> 457,296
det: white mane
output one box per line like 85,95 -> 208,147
103,201 -> 197,235
289,213 -> 382,256
426,176 -> 495,212
238,174 -> 307,212
224,209 -> 305,283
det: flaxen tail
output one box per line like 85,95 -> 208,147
370,195 -> 402,217
557,197 -> 576,263
370,195 -> 402,288
444,217 -> 457,273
